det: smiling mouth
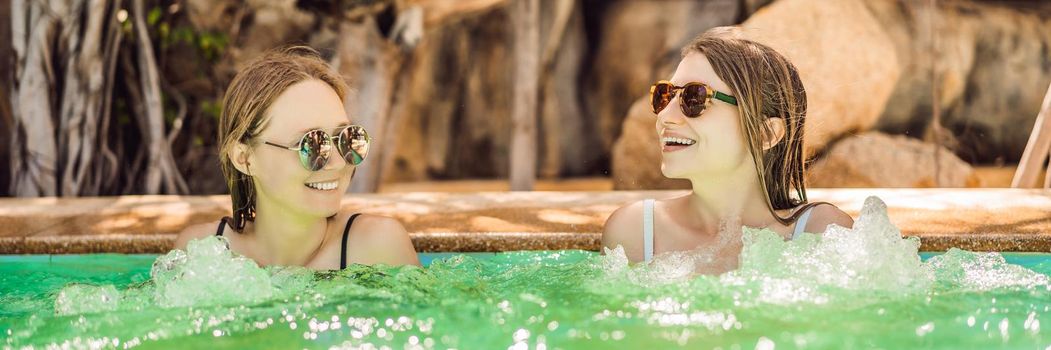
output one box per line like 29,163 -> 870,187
661,137 -> 697,147
305,181 -> 338,191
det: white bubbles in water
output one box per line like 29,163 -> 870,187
269,265 -> 316,298
56,236 -> 279,314
600,196 -> 1049,304
55,284 -> 119,316
150,248 -> 186,281
151,236 -> 273,307
601,245 -> 695,286
735,196 -> 931,293
926,249 -> 1049,290
600,214 -> 743,286
601,245 -> 698,286
600,245 -> 630,272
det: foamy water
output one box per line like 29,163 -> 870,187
601,196 -> 1048,303
11,195 -> 1047,348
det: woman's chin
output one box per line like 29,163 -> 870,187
308,207 -> 340,219
297,196 -> 341,217
660,164 -> 688,180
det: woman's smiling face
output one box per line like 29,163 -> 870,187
247,79 -> 354,218
655,53 -> 752,180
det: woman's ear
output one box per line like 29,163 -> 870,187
230,142 -> 253,176
762,117 -> 786,150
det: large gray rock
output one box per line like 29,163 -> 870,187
867,0 -> 1051,163
807,132 -> 981,188
740,0 -> 902,156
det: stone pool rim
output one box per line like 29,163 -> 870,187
1,189 -> 1049,254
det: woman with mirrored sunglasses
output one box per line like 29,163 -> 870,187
175,47 -> 420,269
602,27 -> 853,274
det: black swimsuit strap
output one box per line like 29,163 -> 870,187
215,217 -> 231,236
340,214 -> 363,270
216,214 -> 360,269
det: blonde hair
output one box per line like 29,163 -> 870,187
682,27 -> 809,224
217,46 -> 349,231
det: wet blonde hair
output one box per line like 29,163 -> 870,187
218,46 -> 349,231
682,27 -> 809,224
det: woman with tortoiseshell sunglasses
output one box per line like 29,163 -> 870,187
602,27 -> 853,274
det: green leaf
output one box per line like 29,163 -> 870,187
147,7 -> 162,26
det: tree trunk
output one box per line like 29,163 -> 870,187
341,4 -> 427,193
57,0 -> 116,196
510,0 -> 539,190
130,0 -> 186,194
92,0 -> 125,195
538,0 -> 599,177
10,0 -> 61,196
340,18 -> 405,194
0,0 -> 13,196
9,0 -> 182,197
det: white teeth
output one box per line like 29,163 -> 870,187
306,181 -> 338,191
661,137 -> 696,146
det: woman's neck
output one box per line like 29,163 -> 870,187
684,166 -> 782,233
249,197 -> 331,266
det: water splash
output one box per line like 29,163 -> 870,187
20,195 -> 1050,348
151,236 -> 274,308
601,196 -> 1048,303
927,248 -> 1049,290
52,236 -> 292,314
54,284 -> 119,315
734,196 -> 932,291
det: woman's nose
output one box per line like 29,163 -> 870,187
322,144 -> 348,170
656,98 -> 687,126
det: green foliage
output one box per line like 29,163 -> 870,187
200,99 -> 222,121
147,7 -> 162,26
134,5 -> 230,62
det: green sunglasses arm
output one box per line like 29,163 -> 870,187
714,91 -> 738,106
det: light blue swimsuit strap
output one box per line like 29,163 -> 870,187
646,201 -> 812,257
791,207 -> 815,240
643,199 -> 655,262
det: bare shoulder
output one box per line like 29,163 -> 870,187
344,214 -> 420,266
804,203 -> 854,233
174,221 -> 220,250
601,200 -> 647,261
348,214 -> 408,238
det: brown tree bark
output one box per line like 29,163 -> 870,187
538,0 -> 597,178
130,0 -> 187,194
510,0 -> 539,190
9,0 -> 186,197
410,0 -> 508,28
344,2 -> 509,192
0,0 -> 13,196
339,17 -> 408,194
10,0 -> 61,196
57,0 -> 118,196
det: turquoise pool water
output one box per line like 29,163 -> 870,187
2,249 -> 1049,349
1,198 -> 1050,349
